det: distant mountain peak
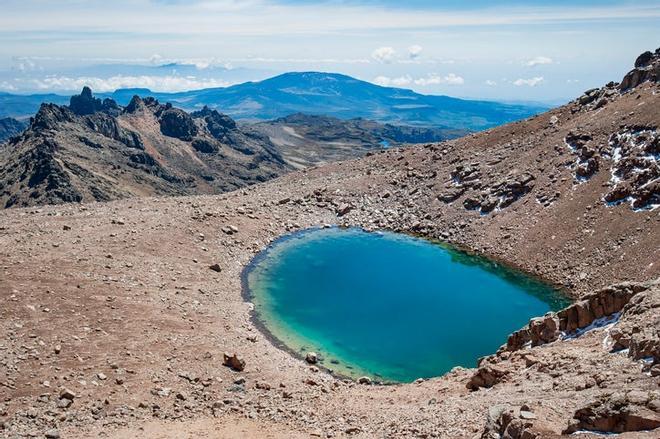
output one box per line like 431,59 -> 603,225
0,71 -> 548,130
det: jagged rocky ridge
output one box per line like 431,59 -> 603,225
0,87 -> 290,208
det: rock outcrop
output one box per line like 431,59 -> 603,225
69,86 -> 120,116
192,106 -> 237,140
468,281 -> 658,391
608,284 -> 660,365
504,282 -> 649,352
620,48 -> 660,91
564,392 -> 660,434
604,126 -> 659,210
0,88 -> 291,208
481,405 -> 542,439
158,106 -> 198,141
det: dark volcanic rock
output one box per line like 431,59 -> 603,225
125,95 -> 146,114
0,92 -> 290,208
192,106 -> 237,139
635,51 -> 654,68
31,103 -> 74,130
159,107 -> 198,141
69,86 -> 119,116
85,112 -> 143,149
1,138 -> 82,208
191,138 -> 220,154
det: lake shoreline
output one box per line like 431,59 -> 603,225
241,226 -> 570,383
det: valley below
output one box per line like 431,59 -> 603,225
0,51 -> 659,438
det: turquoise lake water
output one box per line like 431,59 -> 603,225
245,228 -> 569,383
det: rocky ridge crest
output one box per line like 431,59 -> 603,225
0,88 -> 290,208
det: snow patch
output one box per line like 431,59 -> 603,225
561,312 -> 621,341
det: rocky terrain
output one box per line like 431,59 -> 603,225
0,87 -> 290,208
0,50 -> 658,438
0,117 -> 27,143
245,113 -> 469,168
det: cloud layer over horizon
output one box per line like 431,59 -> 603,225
0,0 -> 658,101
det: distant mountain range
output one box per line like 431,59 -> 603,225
0,87 -> 468,208
0,72 -> 547,130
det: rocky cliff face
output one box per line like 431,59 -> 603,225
0,89 -> 290,208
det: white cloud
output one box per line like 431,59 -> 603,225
2,75 -> 234,93
525,56 -> 553,67
373,75 -> 412,87
11,56 -> 43,72
149,54 -> 164,65
415,73 -> 464,86
373,73 -> 464,87
0,81 -> 17,91
513,76 -> 544,87
372,47 -> 396,63
408,45 -> 423,60
485,79 -> 497,86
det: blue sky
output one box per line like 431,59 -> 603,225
0,0 -> 658,102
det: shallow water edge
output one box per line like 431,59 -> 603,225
240,226 -> 571,384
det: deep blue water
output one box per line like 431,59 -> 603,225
246,228 -> 568,383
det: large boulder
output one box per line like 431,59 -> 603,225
467,363 -> 510,390
620,48 -> 660,91
564,392 -> 660,434
481,405 -> 540,439
223,352 -> 246,371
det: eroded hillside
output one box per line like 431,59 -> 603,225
0,87 -> 289,208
